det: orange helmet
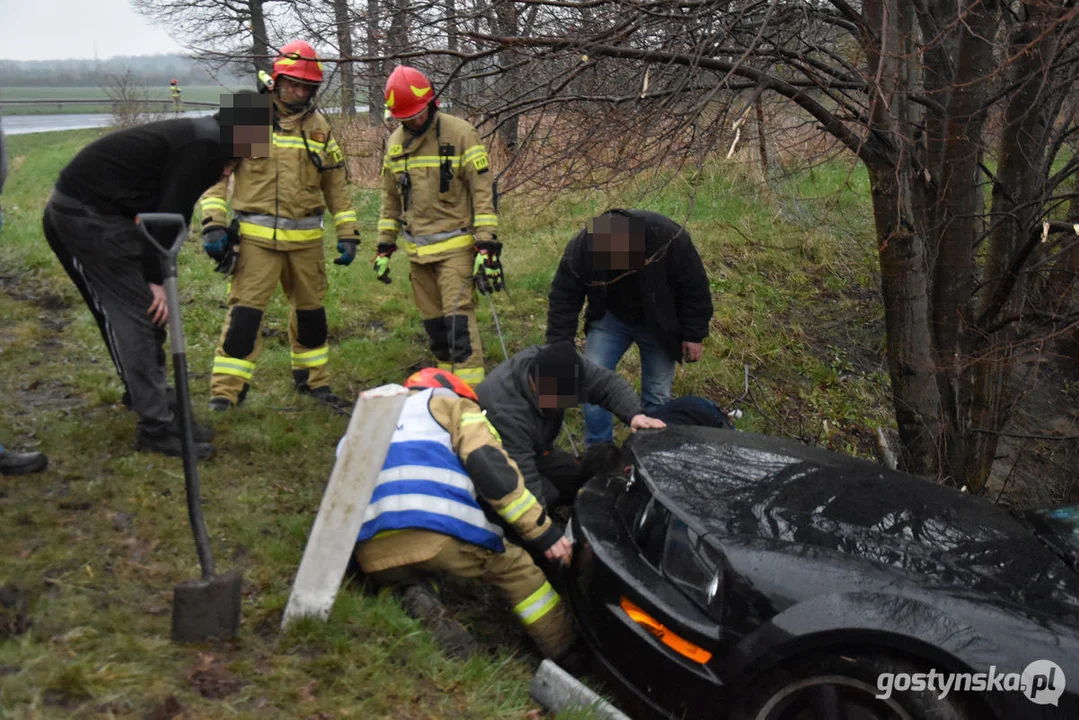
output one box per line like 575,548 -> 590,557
272,40 -> 323,85
384,66 -> 437,120
404,368 -> 478,402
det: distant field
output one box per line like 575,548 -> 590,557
0,85 -> 244,115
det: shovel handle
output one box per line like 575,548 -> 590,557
135,213 -> 216,581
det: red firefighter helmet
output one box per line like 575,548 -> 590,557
404,368 -> 479,402
170,79 -> 178,85
272,40 -> 324,85
384,66 -> 437,120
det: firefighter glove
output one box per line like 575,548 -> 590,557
373,241 -> 396,284
334,240 -> 358,266
473,240 -> 504,294
203,227 -> 229,261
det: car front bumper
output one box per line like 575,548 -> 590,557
566,475 -> 730,719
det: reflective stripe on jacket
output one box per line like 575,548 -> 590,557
377,112 -> 498,262
356,388 -> 506,552
198,102 -> 358,249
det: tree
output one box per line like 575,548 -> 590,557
438,0 -> 1079,490
134,0 -> 284,76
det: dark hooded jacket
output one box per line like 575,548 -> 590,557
475,344 -> 643,502
545,209 -> 713,362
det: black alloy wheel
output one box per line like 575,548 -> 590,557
750,675 -> 914,720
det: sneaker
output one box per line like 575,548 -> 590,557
135,426 -> 215,460
0,450 -> 48,476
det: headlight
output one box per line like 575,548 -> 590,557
662,517 -> 723,617
616,464 -> 669,567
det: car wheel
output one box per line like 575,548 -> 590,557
728,653 -> 969,720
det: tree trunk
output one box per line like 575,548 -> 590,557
492,0 -> 520,149
249,0 -> 270,74
366,0 -> 383,124
333,0 -> 357,115
966,9 -> 1061,491
443,0 -> 460,107
864,0 -> 940,476
928,1 -> 1000,485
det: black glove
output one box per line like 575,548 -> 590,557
473,239 -> 504,294
203,227 -> 229,261
373,241 -> 396,284
334,239 -> 358,266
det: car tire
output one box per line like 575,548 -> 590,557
727,652 -> 972,720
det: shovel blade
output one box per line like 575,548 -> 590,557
171,570 -> 243,643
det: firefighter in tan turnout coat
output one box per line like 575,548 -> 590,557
200,40 -> 360,411
373,66 -> 501,388
347,368 -> 577,661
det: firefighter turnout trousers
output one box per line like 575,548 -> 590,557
365,536 -> 575,659
409,248 -> 485,386
211,241 -> 329,402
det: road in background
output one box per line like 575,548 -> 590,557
3,110 -> 215,135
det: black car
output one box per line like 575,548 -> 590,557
567,425 -> 1079,720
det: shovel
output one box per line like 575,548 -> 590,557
135,213 -> 242,643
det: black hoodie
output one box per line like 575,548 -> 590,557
545,209 -> 714,362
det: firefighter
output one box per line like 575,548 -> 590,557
347,368 -> 580,665
200,40 -> 360,411
169,79 -> 183,113
373,66 -> 500,388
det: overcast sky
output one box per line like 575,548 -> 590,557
1,0 -> 185,61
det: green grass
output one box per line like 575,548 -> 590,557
0,127 -> 889,717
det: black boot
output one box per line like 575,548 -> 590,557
208,384 -> 248,413
294,370 -> 345,409
0,449 -> 48,476
135,423 -> 215,459
400,582 -> 476,660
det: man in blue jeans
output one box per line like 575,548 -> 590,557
546,209 -> 713,446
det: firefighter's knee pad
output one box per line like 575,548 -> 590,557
423,318 -> 450,361
296,307 -> 328,348
446,315 -> 472,363
223,306 -> 263,358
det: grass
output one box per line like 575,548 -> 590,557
0,127 -> 888,718
0,86 -> 243,116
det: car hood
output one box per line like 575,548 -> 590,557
628,426 -> 1079,623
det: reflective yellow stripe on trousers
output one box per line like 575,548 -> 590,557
514,581 -> 561,626
292,346 -> 328,368
213,356 -> 255,379
437,363 -> 485,386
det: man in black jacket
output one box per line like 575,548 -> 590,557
546,209 -> 713,446
475,341 -> 666,509
41,111 -> 258,458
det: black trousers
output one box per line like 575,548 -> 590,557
535,447 -> 588,509
42,191 -> 173,430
